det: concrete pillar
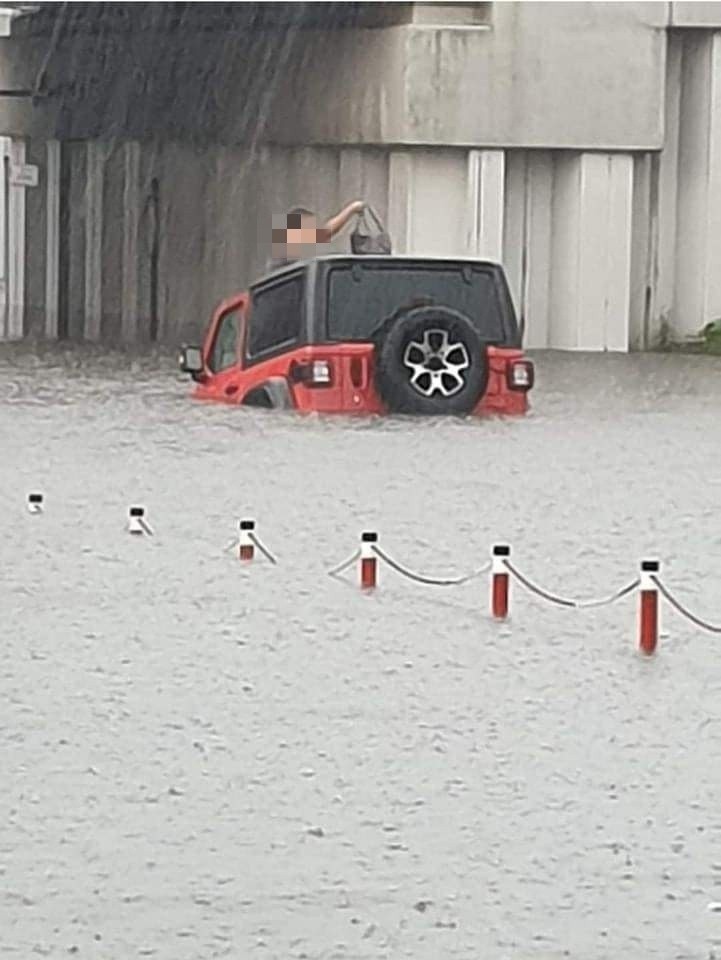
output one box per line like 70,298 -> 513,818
7,139 -> 27,340
550,152 -> 633,351
101,144 -> 124,341
0,136 -> 29,340
467,149 -> 504,261
523,153 -> 553,348
0,136 -> 28,340
0,137 -> 8,339
121,141 -> 140,343
628,153 -> 654,351
388,151 -> 412,253
704,34 -> 721,327
45,140 -> 60,340
67,143 -> 86,340
674,32 -> 721,339
409,150 -> 466,256
503,152 -> 526,321
651,31 -> 683,346
675,33 -> 712,340
503,151 -> 553,347
84,142 -> 105,341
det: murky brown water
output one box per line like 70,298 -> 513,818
2,343 -> 721,959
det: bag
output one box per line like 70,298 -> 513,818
350,205 -> 392,255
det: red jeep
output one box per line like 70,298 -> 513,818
179,255 -> 534,416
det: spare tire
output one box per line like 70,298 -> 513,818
374,306 -> 488,415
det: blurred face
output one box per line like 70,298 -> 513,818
272,211 -> 331,260
286,211 -> 317,245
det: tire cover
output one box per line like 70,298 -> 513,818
374,306 -> 488,415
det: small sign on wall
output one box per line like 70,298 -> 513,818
10,164 -> 39,188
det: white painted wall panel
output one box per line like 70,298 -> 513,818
550,154 -> 580,349
605,154 -> 633,351
7,138 -> 26,340
675,33 -> 711,338
703,33 -> 721,326
410,149 -> 467,256
524,152 -> 553,349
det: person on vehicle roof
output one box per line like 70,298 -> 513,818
268,200 -> 365,271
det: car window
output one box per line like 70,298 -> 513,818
208,307 -> 241,373
326,264 -> 508,344
247,275 -> 304,358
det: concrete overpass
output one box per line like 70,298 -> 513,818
0,1 -> 720,350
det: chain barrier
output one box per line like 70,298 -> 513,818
372,545 -> 491,587
575,578 -> 640,609
502,560 -> 576,607
21,493 -> 721,639
651,576 -> 721,634
248,531 -> 278,565
503,560 -> 640,611
327,549 -> 361,579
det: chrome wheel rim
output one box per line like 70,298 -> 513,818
402,328 -> 470,398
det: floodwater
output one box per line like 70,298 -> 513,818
2,343 -> 721,959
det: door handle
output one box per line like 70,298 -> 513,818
224,384 -> 239,397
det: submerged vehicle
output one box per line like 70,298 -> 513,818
179,255 -> 534,416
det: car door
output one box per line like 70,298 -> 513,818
196,301 -> 245,402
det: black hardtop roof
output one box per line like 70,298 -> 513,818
254,253 -> 504,286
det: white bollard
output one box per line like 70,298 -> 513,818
128,506 -> 153,536
238,520 -> 255,562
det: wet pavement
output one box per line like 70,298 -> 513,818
2,343 -> 721,959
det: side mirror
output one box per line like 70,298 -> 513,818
179,345 -> 205,382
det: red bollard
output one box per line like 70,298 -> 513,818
491,544 -> 510,619
360,532 -> 378,590
239,520 -> 255,562
639,559 -> 660,655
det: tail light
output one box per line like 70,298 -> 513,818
508,360 -> 534,391
290,359 -> 333,387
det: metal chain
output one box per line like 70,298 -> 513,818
327,549 -> 361,579
575,578 -> 640,608
248,531 -> 278,565
652,576 -> 721,633
373,545 -> 491,587
503,560 -> 577,607
504,561 -> 639,610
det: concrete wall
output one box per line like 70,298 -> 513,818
18,135 -> 645,350
670,2 -> 721,27
0,3 -> 668,150
8,2 -> 721,352
21,139 -> 394,344
263,4 -> 668,149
